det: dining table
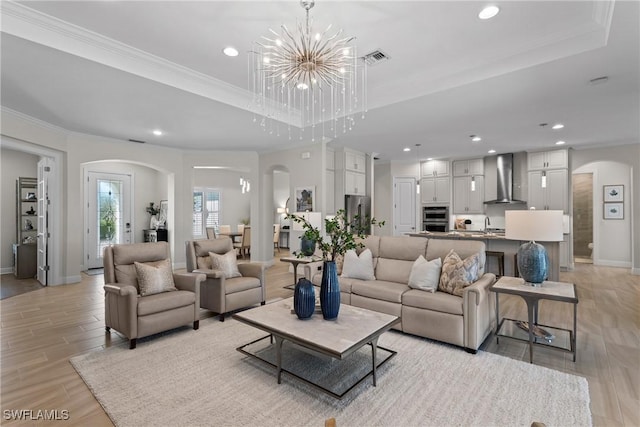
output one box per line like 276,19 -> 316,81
219,231 -> 243,243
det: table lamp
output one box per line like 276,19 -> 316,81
505,209 -> 564,285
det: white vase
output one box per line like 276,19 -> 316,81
149,215 -> 159,230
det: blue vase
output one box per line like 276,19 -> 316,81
300,236 -> 316,257
293,278 -> 315,319
320,261 -> 340,320
517,241 -> 549,284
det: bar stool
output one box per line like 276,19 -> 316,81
486,250 -> 505,277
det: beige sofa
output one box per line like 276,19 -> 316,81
185,237 -> 266,321
104,241 -> 205,349
304,236 -> 496,353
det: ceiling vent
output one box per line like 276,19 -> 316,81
363,49 -> 390,66
128,138 -> 146,144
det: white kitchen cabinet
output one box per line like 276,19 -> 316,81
421,159 -> 449,177
345,150 -> 366,172
453,158 -> 484,176
421,176 -> 450,204
528,169 -> 568,212
528,149 -> 568,170
453,175 -> 484,213
345,170 -> 366,196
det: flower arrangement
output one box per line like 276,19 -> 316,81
286,209 -> 384,262
146,202 -> 160,216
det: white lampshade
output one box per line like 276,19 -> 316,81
505,210 -> 564,242
276,207 -> 286,214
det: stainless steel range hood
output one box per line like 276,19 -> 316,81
484,153 -> 526,204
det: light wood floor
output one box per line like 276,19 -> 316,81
1,254 -> 638,426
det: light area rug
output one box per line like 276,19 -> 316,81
70,318 -> 591,427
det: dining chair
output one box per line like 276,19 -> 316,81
219,225 -> 231,234
273,224 -> 281,252
233,226 -> 251,258
206,227 -> 217,239
237,224 -> 245,234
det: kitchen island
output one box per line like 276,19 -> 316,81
407,231 -> 560,281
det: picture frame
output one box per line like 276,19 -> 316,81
158,200 -> 168,228
603,203 -> 624,220
295,187 -> 315,212
603,185 -> 623,202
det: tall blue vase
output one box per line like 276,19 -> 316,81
320,261 -> 340,320
293,278 -> 315,319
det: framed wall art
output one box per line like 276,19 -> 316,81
295,187 -> 315,212
603,185 -> 623,202
158,200 -> 168,228
603,203 -> 624,220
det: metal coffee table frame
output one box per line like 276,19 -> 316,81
233,299 -> 399,400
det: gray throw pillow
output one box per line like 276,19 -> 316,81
134,259 -> 177,296
209,251 -> 242,278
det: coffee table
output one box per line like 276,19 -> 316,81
233,298 -> 400,399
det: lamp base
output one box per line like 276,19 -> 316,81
517,241 -> 549,284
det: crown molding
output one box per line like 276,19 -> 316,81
1,1 -> 299,126
1,106 -> 68,134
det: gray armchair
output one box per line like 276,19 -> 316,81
103,241 -> 205,349
186,237 -> 266,321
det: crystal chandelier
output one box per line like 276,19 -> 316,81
249,0 -> 367,141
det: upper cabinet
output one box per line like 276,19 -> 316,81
421,159 -> 449,177
453,175 -> 485,213
345,150 -> 366,172
527,149 -> 568,170
452,158 -> 484,176
528,169 -> 568,212
420,176 -> 450,204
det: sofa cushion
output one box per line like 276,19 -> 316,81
351,280 -> 409,303
438,250 -> 480,297
426,239 -> 486,276
209,251 -> 241,279
137,290 -> 196,316
408,256 -> 442,292
378,236 -> 428,261
341,249 -> 375,280
375,258 -> 415,284
135,259 -> 177,296
402,289 -> 463,315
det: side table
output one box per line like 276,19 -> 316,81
490,276 -> 578,363
279,256 -> 321,289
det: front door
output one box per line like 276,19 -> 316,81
85,172 -> 132,269
393,177 -> 417,236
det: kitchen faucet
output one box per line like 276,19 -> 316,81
484,216 -> 491,231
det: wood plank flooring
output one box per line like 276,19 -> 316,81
1,254 -> 638,426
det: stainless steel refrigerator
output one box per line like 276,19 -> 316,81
344,195 -> 372,235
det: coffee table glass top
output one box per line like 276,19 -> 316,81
233,298 -> 399,358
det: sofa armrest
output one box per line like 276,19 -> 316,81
193,268 -> 225,279
104,283 -> 137,297
238,262 -> 266,280
463,272 -> 497,351
462,273 -> 496,306
302,261 -> 324,280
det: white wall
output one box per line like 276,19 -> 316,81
0,148 -> 39,271
373,162 -> 392,236
273,171 -> 289,226
572,143 -> 639,274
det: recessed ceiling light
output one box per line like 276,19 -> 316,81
152,129 -> 163,136
427,157 -> 433,161
223,46 -> 239,57
478,5 -> 500,20
488,149 -> 496,154
403,147 -> 411,152
552,123 -> 564,130
555,140 -> 566,145
471,136 -> 482,142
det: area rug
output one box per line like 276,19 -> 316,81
70,319 -> 591,427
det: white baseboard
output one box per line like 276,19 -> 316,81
594,259 -> 632,268
61,275 -> 82,285
632,267 -> 640,276
0,267 -> 14,275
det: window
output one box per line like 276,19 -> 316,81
193,188 -> 220,237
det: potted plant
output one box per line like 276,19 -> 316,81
286,209 -> 384,319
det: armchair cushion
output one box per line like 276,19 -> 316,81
135,259 -> 177,296
137,290 -> 196,316
438,250 -> 480,297
209,251 -> 241,278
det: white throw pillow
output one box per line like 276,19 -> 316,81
209,251 -> 242,278
408,255 -> 442,292
341,249 -> 375,280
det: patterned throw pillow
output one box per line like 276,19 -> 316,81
438,250 -> 480,297
408,255 -> 442,292
341,249 -> 375,280
209,251 -> 242,279
335,254 -> 344,275
134,259 -> 177,296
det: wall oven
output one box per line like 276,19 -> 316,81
423,206 -> 449,232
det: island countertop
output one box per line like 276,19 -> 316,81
407,231 -> 507,240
